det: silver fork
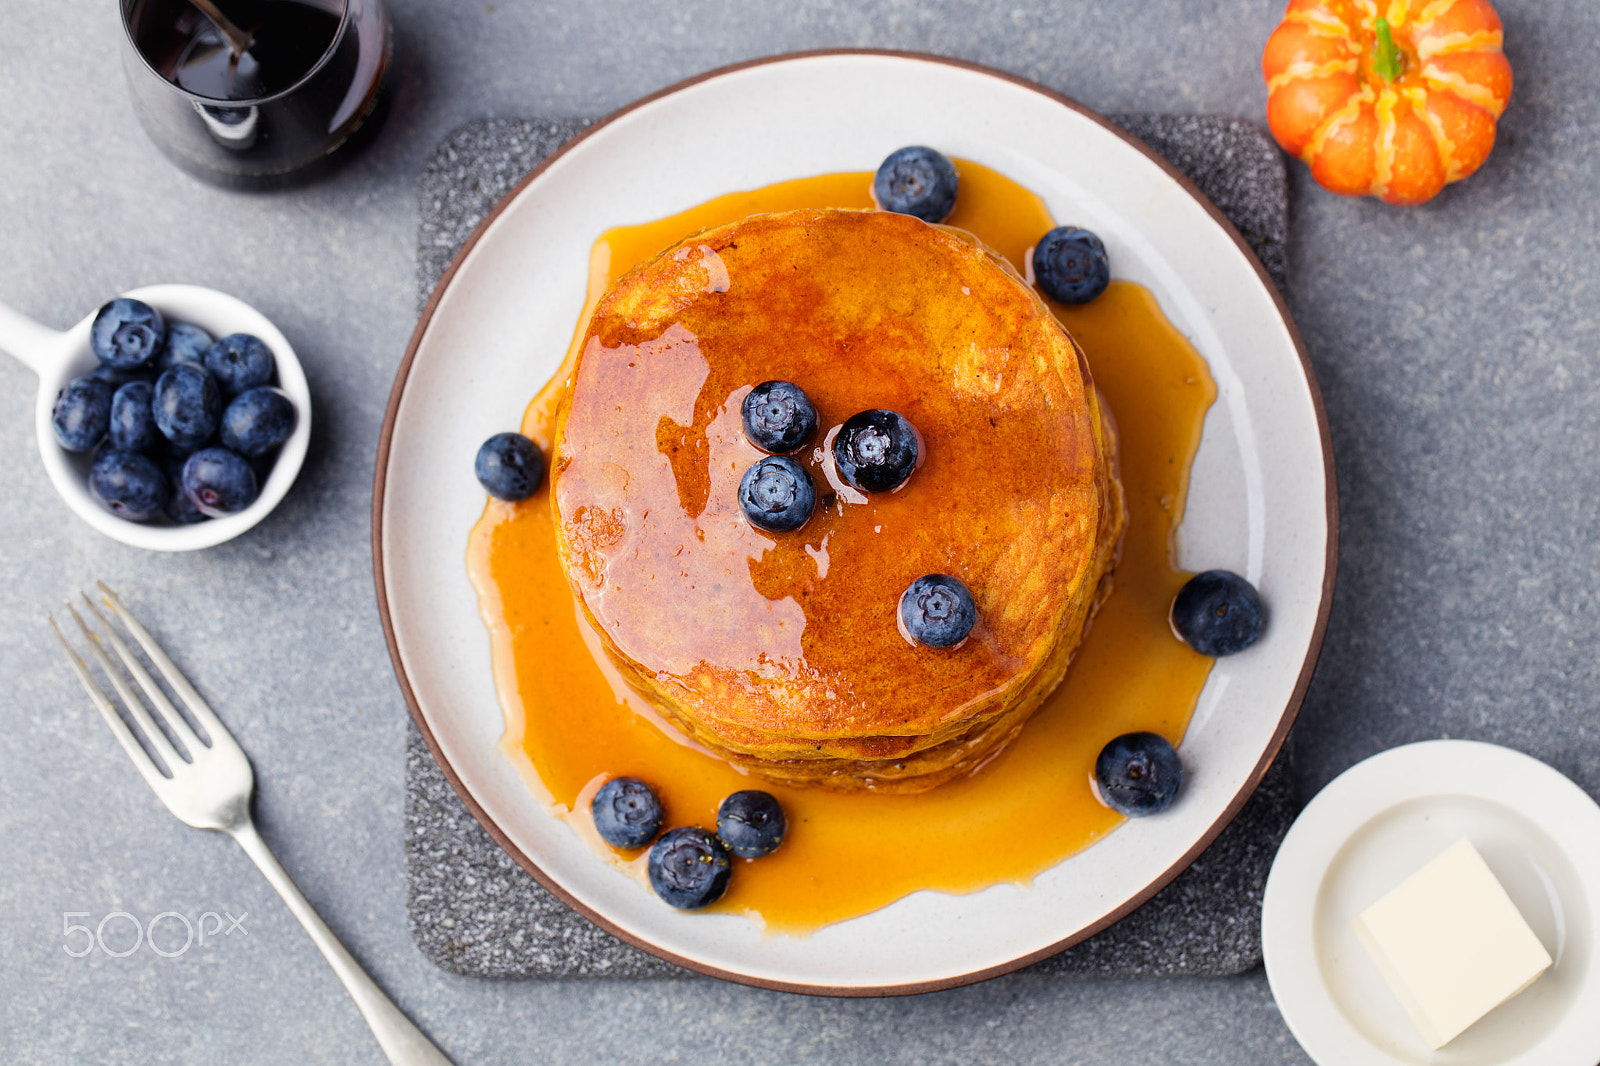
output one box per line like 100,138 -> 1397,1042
50,582 -> 453,1066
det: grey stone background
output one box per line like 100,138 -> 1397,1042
1,1 -> 1596,1064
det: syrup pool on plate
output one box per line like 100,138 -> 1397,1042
467,160 -> 1217,933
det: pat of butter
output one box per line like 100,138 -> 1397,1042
1352,837 -> 1552,1049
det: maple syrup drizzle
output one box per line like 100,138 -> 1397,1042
467,161 -> 1216,933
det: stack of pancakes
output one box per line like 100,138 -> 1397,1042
551,208 -> 1123,793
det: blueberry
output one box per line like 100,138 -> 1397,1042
738,455 -> 815,533
162,459 -> 209,524
1170,570 -> 1265,656
246,449 -> 279,487
474,432 -> 545,501
51,375 -> 113,452
1093,733 -> 1183,816
590,777 -> 664,850
832,409 -> 919,493
160,322 -> 214,370
203,333 -> 275,397
716,791 -> 786,859
88,449 -> 168,522
873,146 -> 960,224
220,386 -> 297,459
109,381 -> 161,453
89,363 -> 157,389
182,447 -> 258,517
741,381 -> 818,454
647,827 -> 732,910
153,364 -> 222,449
899,574 -> 977,649
1033,226 -> 1111,304
89,299 -> 165,369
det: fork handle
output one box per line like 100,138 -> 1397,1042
229,820 -> 454,1065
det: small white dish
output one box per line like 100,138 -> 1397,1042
1262,740 -> 1600,1066
0,284 -> 311,551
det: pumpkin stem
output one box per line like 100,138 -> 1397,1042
1372,17 -> 1404,82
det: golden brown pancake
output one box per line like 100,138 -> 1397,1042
551,208 -> 1123,792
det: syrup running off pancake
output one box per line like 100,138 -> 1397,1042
468,161 -> 1216,932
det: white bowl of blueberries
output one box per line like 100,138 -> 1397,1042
5,284 -> 311,551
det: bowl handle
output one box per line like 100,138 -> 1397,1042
0,299 -> 67,378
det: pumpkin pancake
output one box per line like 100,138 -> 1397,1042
551,208 -> 1123,792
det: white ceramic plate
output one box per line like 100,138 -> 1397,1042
375,51 -> 1335,994
1262,740 -> 1600,1065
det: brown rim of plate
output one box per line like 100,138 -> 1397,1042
372,48 -> 1339,999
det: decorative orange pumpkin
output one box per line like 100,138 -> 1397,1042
1262,0 -> 1513,205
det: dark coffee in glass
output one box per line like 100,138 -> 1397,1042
120,0 -> 391,188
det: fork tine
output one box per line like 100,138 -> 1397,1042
80,594 -> 209,752
49,614 -> 173,793
96,581 -> 231,744
65,603 -> 186,771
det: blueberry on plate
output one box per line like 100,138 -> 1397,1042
220,386 -> 297,459
88,449 -> 168,522
162,459 -> 209,525
716,790 -> 786,859
153,364 -> 222,449
591,777 -> 664,850
647,826 -> 732,910
51,375 -> 113,452
182,447 -> 258,517
833,409 -> 919,493
109,381 -> 161,453
474,432 -> 545,501
1170,569 -> 1265,657
1093,732 -> 1183,816
873,146 -> 960,224
741,381 -> 818,454
89,298 -> 165,369
1032,225 -> 1111,305
738,455 -> 815,533
160,322 -> 214,370
899,574 -> 977,649
203,333 -> 275,397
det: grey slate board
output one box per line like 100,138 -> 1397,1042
406,114 -> 1294,979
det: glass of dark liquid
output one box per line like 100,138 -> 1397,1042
120,0 -> 391,188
